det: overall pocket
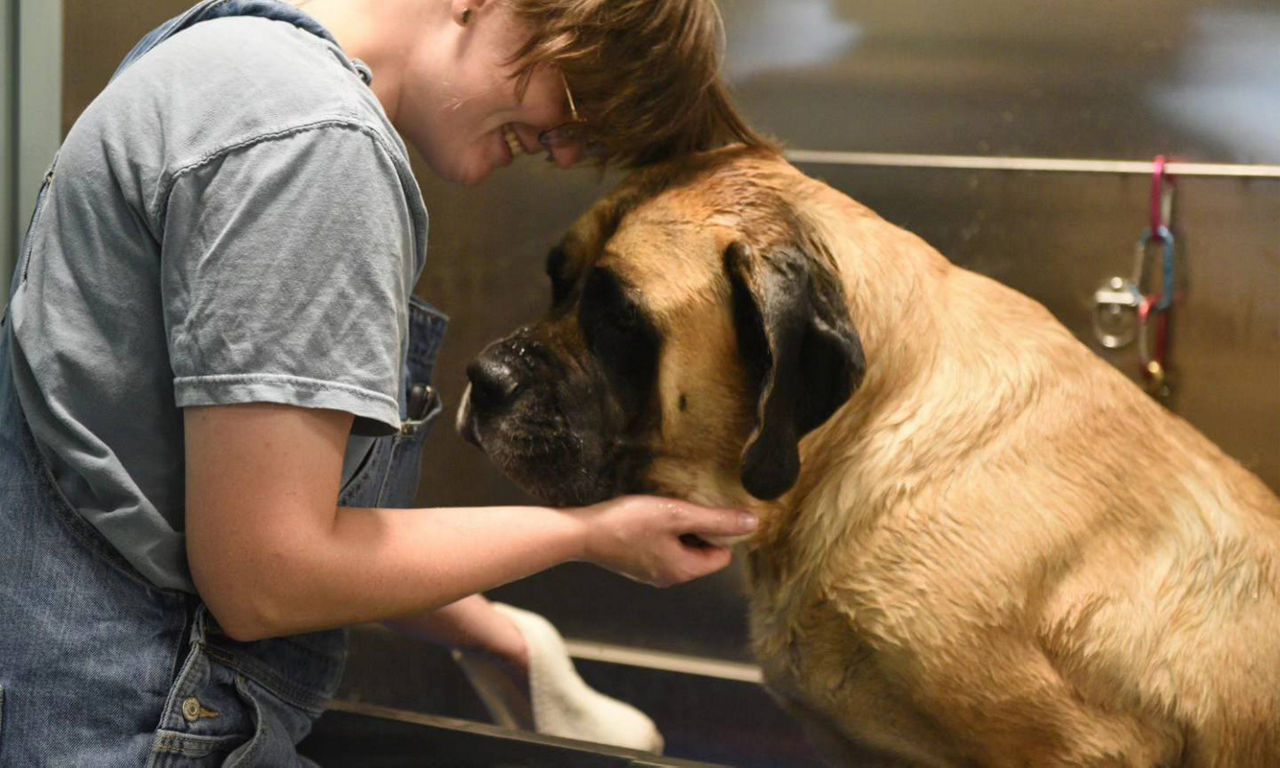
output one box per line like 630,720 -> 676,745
148,649 -> 255,767
338,296 -> 447,510
220,671 -> 323,768
335,384 -> 441,509
148,600 -> 346,767
375,382 -> 441,508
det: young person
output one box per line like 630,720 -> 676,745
0,0 -> 767,764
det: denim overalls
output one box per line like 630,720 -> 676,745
0,2 -> 447,764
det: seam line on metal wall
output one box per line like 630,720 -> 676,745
785,150 -> 1280,179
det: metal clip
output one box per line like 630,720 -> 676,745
1137,297 -> 1172,398
1133,226 -> 1177,312
1133,225 -> 1177,400
401,384 -> 440,435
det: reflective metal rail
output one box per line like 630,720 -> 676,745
785,150 -> 1280,179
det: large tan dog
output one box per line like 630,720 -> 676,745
457,147 -> 1280,766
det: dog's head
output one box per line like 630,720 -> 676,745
457,148 -> 865,508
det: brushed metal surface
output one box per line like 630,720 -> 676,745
723,0 -> 1280,164
785,150 -> 1280,178
2,0 -> 13,292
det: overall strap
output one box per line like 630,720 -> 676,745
111,0 -> 338,80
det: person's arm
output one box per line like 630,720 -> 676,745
184,403 -> 756,643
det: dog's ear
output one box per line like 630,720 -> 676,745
725,241 -> 865,500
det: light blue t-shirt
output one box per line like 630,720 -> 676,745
8,15 -> 427,591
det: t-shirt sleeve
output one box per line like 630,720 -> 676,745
159,123 -> 416,436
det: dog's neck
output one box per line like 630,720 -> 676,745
750,193 -> 1083,583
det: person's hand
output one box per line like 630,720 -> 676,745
571,496 -> 758,587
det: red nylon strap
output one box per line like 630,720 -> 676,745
1150,155 -> 1168,235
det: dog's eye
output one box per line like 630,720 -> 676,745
580,268 -> 645,340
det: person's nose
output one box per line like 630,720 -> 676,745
548,142 -> 584,168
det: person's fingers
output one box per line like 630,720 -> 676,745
695,533 -> 749,549
577,496 -> 753,585
690,545 -> 733,574
685,546 -> 735,583
682,505 -> 759,538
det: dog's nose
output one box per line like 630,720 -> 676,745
466,356 -> 523,410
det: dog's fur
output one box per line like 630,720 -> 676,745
459,148 -> 1280,766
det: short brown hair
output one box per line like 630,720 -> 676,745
505,0 -> 775,167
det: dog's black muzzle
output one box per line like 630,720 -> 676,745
458,328 -> 643,507
462,328 -> 558,429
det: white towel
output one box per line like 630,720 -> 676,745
453,603 -> 665,754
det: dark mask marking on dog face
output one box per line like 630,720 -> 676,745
726,241 -> 866,500
579,266 -> 662,422
545,245 -> 574,308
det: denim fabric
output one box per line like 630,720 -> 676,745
341,297 -> 449,510
0,295 -> 446,766
0,323 -> 191,766
0,1 -> 449,764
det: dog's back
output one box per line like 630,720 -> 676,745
754,164 -> 1280,766
460,147 -> 1280,766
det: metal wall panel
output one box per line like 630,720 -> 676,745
724,0 -> 1280,163
2,0 -> 14,296
15,0 -> 60,220
3,0 -> 62,301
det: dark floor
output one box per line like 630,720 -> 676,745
333,625 -> 827,768
300,705 -> 731,768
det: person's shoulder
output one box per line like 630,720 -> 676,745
151,16 -> 381,122
157,19 -> 355,89
101,16 -> 392,161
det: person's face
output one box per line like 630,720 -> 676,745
396,5 -> 584,185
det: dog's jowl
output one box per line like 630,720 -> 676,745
459,147 -> 1280,767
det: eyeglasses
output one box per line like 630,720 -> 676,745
537,74 -> 606,160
